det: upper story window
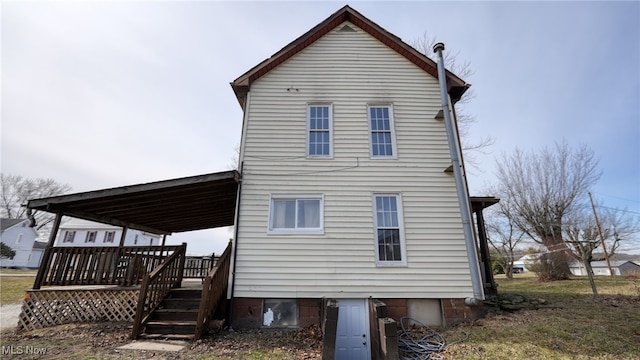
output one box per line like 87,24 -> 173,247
368,105 -> 397,158
85,231 -> 97,243
63,231 -> 76,243
307,105 -> 332,157
373,194 -> 406,265
269,194 -> 324,234
104,231 -> 115,243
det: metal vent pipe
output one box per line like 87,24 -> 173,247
432,42 -> 484,305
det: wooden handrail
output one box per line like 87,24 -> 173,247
130,243 -> 187,339
33,245 -> 183,289
194,242 -> 232,339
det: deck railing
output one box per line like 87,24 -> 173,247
33,245 -> 183,289
194,242 -> 232,339
183,255 -> 219,279
131,243 -> 186,339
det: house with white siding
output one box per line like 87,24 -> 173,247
54,218 -> 162,247
1,218 -> 40,268
227,6 -> 493,356
22,5 -> 498,350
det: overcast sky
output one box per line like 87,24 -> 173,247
2,1 -> 639,255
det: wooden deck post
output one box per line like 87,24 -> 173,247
33,213 -> 62,290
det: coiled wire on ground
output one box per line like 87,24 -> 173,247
398,317 -> 469,360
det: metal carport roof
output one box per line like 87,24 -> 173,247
26,170 -> 240,235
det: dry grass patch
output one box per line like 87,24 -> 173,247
0,273 -> 35,305
442,275 -> 640,359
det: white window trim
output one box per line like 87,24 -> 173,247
306,103 -> 333,158
368,104 -> 398,159
268,194 -> 325,235
373,193 -> 407,266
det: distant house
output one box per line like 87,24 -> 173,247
55,218 -> 162,247
0,218 -> 40,268
570,260 -> 640,276
26,241 -> 47,269
513,254 -> 538,273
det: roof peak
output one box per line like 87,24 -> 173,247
230,5 -> 468,110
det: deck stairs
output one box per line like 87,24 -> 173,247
139,287 -> 202,340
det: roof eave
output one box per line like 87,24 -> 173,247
230,5 -> 470,110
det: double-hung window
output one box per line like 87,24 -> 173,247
368,105 -> 396,158
269,195 -> 323,234
85,231 -> 97,243
104,231 -> 115,243
374,194 -> 406,265
63,231 -> 76,243
307,105 -> 332,157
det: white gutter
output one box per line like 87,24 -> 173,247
432,42 -> 484,305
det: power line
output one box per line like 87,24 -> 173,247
595,205 -> 640,216
591,191 -> 640,204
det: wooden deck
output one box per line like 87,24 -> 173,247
19,243 -> 232,341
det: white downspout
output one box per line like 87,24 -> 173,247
433,42 -> 484,305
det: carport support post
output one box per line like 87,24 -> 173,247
115,227 -> 128,284
33,212 -> 62,290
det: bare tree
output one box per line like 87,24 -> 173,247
494,141 -> 601,281
486,199 -> 526,279
564,205 -> 640,295
411,32 -> 494,166
0,173 -> 72,230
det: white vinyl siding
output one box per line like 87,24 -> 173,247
235,22 -> 471,299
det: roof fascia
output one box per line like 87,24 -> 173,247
26,171 -> 240,210
230,5 -> 469,110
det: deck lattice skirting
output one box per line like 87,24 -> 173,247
18,288 -> 139,331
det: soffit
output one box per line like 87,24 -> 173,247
26,171 -> 240,235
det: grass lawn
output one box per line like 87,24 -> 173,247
0,269 -> 37,305
441,274 -> 640,359
1,271 -> 638,359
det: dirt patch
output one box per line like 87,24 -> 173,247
0,322 -> 322,359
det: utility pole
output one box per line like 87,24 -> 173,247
589,192 -> 614,277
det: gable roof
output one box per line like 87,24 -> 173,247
231,5 -> 469,110
26,171 -> 240,235
1,218 -> 27,231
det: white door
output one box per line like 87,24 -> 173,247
335,299 -> 371,360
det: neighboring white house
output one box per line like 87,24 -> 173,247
228,6 -> 485,351
513,254 -> 538,273
570,260 -> 640,276
26,241 -> 47,268
1,218 -> 40,268
54,218 -> 162,247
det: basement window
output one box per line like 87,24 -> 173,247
263,299 -> 298,327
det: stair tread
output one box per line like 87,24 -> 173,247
155,308 -> 199,312
147,320 -> 197,326
140,334 -> 194,340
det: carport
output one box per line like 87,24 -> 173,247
21,170 -> 240,339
